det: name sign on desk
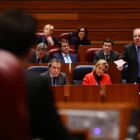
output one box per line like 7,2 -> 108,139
58,109 -> 119,140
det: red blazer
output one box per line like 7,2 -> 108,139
82,72 -> 112,86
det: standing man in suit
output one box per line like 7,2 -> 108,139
40,58 -> 69,85
93,38 -> 119,62
29,42 -> 50,63
117,28 -> 140,84
52,39 -> 78,66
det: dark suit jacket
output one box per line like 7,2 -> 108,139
37,35 -> 58,45
120,43 -> 138,83
29,50 -> 50,63
26,74 -> 73,140
93,49 -> 119,62
52,52 -> 79,63
40,70 -> 69,85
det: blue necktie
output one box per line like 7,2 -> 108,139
52,77 -> 56,85
137,46 -> 140,77
65,54 -> 71,66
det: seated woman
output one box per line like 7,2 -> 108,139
70,26 -> 91,53
82,59 -> 112,86
37,24 -> 58,45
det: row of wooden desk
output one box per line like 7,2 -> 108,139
51,84 -> 139,106
25,62 -> 121,84
54,84 -> 139,140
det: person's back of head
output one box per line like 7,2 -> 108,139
0,8 -> 37,57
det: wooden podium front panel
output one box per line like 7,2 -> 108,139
107,63 -> 121,84
51,86 -> 65,102
102,84 -> 139,105
68,85 -> 101,102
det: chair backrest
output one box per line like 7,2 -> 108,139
121,65 -> 128,84
85,48 -> 102,62
26,66 -> 49,75
0,50 -> 30,140
69,31 -> 76,40
73,65 -> 94,85
48,48 -> 75,59
58,33 -> 70,41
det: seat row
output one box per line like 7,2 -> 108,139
31,44 -> 124,62
26,62 -> 127,84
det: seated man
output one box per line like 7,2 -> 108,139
40,58 -> 69,85
93,38 -> 119,62
52,39 -> 78,66
29,42 -> 50,63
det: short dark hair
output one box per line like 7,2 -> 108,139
58,39 -> 69,48
48,58 -> 62,68
0,8 -> 37,57
103,38 -> 113,46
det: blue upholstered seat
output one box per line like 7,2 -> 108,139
121,65 -> 128,84
73,65 -> 94,85
26,66 -> 49,75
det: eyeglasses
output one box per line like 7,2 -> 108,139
61,45 -> 70,48
79,30 -> 85,33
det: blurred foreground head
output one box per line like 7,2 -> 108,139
0,8 -> 37,139
0,8 -> 37,57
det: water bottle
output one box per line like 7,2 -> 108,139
134,81 -> 137,84
54,82 -> 57,86
95,82 -> 98,85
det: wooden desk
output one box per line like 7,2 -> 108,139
51,85 -> 101,103
68,85 -> 101,102
102,84 -> 139,105
51,86 -> 66,102
106,63 -> 121,84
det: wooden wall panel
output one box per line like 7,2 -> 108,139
37,20 -> 140,29
0,0 -> 139,47
0,1 -> 140,9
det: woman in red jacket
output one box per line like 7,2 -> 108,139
82,59 -> 112,86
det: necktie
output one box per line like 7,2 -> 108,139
65,54 -> 71,66
138,46 -> 140,50
52,77 -> 56,85
37,58 -> 40,63
105,55 -> 109,62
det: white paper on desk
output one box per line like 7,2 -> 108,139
114,59 -> 126,66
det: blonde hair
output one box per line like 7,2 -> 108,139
43,24 -> 54,32
93,59 -> 108,72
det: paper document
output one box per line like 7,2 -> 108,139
114,59 -> 126,66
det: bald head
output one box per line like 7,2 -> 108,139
133,28 -> 140,46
